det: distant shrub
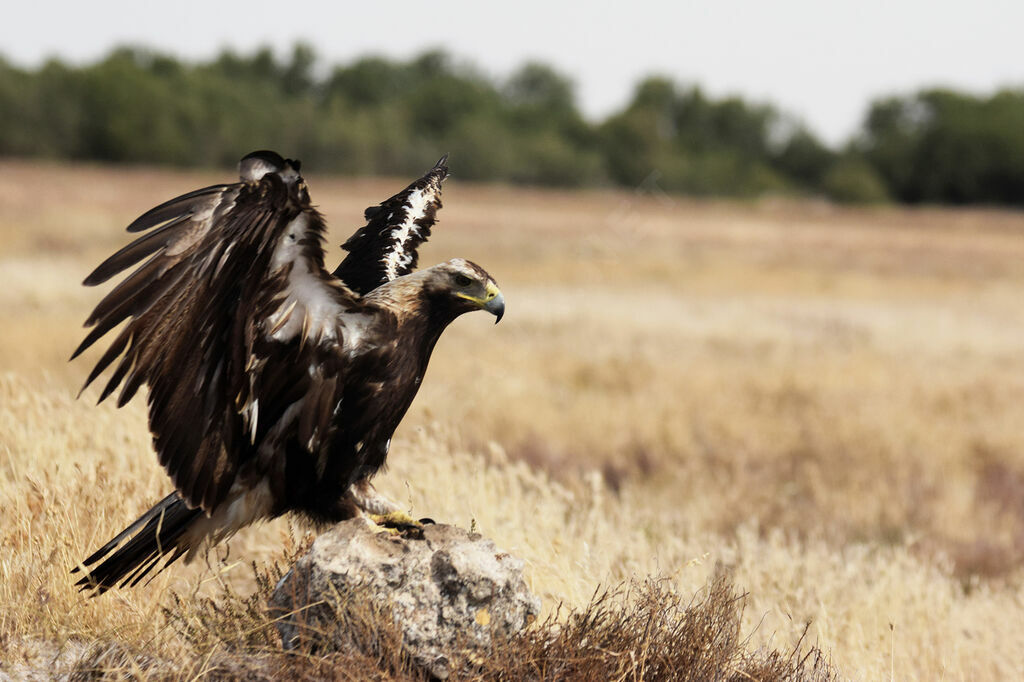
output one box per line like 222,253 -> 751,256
822,157 -> 890,204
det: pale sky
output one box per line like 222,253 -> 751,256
2,1 -> 1021,145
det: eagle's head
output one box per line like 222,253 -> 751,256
365,257 -> 504,329
420,258 -> 504,324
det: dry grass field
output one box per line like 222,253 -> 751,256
2,159 -> 1024,679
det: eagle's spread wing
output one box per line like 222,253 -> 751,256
72,151 -> 359,513
333,155 -> 449,295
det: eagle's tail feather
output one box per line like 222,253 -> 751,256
73,492 -> 203,594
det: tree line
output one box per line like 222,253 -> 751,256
1,44 -> 1021,205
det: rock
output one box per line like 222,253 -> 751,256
270,518 -> 541,679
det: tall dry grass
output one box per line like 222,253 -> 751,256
2,160 -> 1024,678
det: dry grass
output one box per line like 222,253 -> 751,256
65,557 -> 837,680
2,159 -> 1024,679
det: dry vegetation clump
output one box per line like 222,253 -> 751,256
486,577 -> 836,682
70,566 -> 836,681
3,161 -> 1024,679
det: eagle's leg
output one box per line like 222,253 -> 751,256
348,479 -> 422,531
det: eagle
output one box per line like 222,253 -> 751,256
70,151 -> 504,593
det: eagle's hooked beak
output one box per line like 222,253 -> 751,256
484,285 -> 505,324
480,280 -> 505,324
456,280 -> 505,323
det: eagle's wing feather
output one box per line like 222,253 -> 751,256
333,155 -> 448,294
75,167 -> 360,513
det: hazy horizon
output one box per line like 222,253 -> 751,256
3,1 -> 1022,145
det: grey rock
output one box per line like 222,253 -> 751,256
270,518 -> 541,679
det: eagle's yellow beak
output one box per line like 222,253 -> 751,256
483,282 -> 505,323
458,281 -> 505,323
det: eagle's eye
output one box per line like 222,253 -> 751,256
454,273 -> 473,287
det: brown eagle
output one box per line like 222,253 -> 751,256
71,151 -> 504,593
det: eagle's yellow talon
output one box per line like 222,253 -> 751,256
369,511 -> 421,529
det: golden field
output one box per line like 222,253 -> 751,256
2,159 -> 1024,679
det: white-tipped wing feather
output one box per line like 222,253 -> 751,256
333,155 -> 449,295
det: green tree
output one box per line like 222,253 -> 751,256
10,42 -> 1024,204
860,88 -> 1024,204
